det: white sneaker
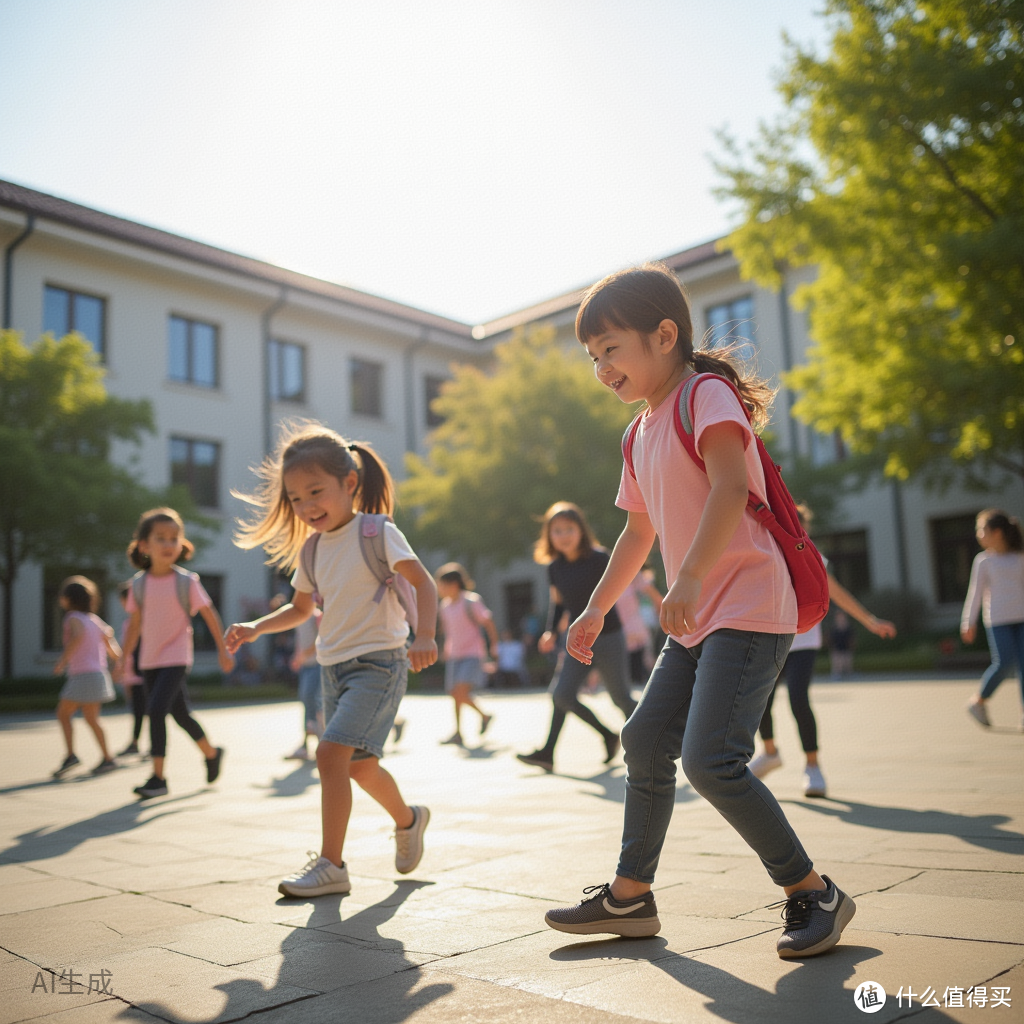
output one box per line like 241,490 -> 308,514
284,745 -> 310,761
394,806 -> 430,874
749,752 -> 783,778
966,700 -> 991,728
803,764 -> 827,798
278,852 -> 350,897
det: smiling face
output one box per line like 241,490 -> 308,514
585,319 -> 687,410
284,464 -> 358,533
138,521 -> 185,572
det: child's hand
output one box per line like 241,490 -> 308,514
566,607 -> 605,665
537,631 -> 557,655
218,650 -> 236,673
662,572 -> 701,636
961,625 -> 976,644
408,636 -> 438,673
289,650 -> 305,673
52,661 -> 65,677
869,616 -> 897,639
224,622 -> 259,654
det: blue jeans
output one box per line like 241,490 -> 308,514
980,621 -> 1024,702
297,663 -> 322,733
617,630 -> 814,888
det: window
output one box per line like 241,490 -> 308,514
269,339 -> 305,402
351,358 -> 383,417
814,529 -> 871,596
191,575 -> 224,652
169,315 -> 218,387
705,295 -> 755,361
43,285 -> 106,357
504,581 -> 536,637
171,437 -> 220,508
424,375 -> 448,428
43,564 -> 109,651
930,513 -> 979,604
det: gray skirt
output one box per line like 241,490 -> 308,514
60,671 -> 115,704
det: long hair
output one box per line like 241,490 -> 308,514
233,420 -> 395,571
978,508 -> 1024,552
576,262 -> 775,429
127,507 -> 194,569
60,575 -> 100,613
533,501 -> 597,565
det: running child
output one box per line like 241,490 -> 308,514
117,508 -> 233,799
544,263 -> 856,959
962,508 -> 1024,729
225,422 -> 438,897
114,581 -> 148,759
517,502 -> 635,773
52,576 -> 121,778
436,563 -> 497,745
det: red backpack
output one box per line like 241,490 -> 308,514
622,373 -> 829,634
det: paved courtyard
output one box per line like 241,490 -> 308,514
0,675 -> 1021,1023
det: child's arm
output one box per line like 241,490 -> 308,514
54,617 -> 84,675
224,591 -> 315,654
663,420 -> 749,638
103,625 -> 123,663
960,555 -> 984,643
115,608 -> 142,680
827,572 -> 896,638
197,602 -> 237,672
395,557 -> 438,673
567,510 -> 656,665
482,610 -> 499,659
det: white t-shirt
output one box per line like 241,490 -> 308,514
290,513 -> 417,665
961,550 -> 1024,630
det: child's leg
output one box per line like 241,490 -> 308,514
550,647 -> 616,738
130,684 -> 147,742
81,703 -> 111,760
758,679 -> 779,755
589,630 -> 637,720
783,649 -> 819,763
56,700 -> 78,755
979,624 -> 1014,701
166,681 -> 217,758
316,740 -> 357,865
451,681 -> 484,720
349,755 -> 414,828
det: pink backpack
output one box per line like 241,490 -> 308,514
298,513 -> 418,635
622,373 -> 829,634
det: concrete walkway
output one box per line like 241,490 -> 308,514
0,675 -> 1021,1023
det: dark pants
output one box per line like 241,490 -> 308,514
758,648 -> 819,753
143,666 -> 206,758
129,683 -> 147,742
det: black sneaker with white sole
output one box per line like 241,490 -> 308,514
545,883 -> 661,938
774,875 -> 856,958
134,775 -> 168,799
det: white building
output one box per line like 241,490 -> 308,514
2,180 -> 1020,676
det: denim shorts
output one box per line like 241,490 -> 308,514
445,656 -> 485,692
320,646 -> 407,760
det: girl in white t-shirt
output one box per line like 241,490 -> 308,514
227,422 -> 438,898
544,263 -> 855,960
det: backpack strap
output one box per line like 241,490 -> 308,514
299,533 -> 321,592
171,564 -> 197,617
130,570 -> 146,610
359,513 -> 394,605
620,411 -> 644,479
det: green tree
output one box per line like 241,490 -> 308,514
716,0 -> 1024,484
0,330 -> 187,677
399,325 -> 636,566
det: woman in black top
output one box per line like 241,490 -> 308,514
518,502 -> 636,771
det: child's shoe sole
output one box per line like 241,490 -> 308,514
544,914 -> 662,938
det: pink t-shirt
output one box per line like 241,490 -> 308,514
64,611 -> 113,675
616,376 -> 797,647
615,573 -> 651,651
125,572 -> 212,670
440,593 -> 492,660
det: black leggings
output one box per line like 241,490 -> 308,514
143,666 -> 206,758
758,648 -> 818,753
128,683 -> 147,742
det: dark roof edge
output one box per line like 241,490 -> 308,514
0,178 -> 475,338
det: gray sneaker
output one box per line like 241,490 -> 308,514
394,806 -> 430,874
545,883 -> 661,938
775,875 -> 855,958
967,700 -> 991,728
278,853 -> 351,897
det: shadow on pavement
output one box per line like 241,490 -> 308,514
254,760 -> 320,799
783,798 -> 1024,855
548,766 -> 699,806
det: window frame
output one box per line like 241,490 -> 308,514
350,357 -> 384,418
170,435 -> 222,509
813,529 -> 872,596
930,513 -> 981,605
705,294 -> 756,361
168,314 -> 220,388
268,338 -> 307,403
43,284 -> 107,359
423,374 -> 448,428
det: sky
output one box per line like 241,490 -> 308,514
0,1 -> 830,325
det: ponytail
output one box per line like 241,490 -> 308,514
979,508 -> 1024,552
349,443 -> 394,515
691,345 -> 776,432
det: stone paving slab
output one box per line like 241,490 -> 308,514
0,677 -> 1021,1023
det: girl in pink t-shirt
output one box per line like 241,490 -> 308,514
117,508 -> 234,800
52,576 -> 122,778
436,563 -> 498,745
543,263 -> 856,961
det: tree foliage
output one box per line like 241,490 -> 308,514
716,0 -> 1024,483
399,326 -> 636,566
0,331 -> 194,676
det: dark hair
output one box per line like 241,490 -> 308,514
575,262 -> 775,429
978,508 -> 1024,552
127,508 -> 194,569
60,575 -> 100,613
533,501 -> 597,564
436,562 -> 474,591
233,420 -> 395,570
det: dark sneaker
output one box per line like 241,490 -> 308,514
278,853 -> 351,897
603,732 -> 620,764
480,713 -> 493,736
91,759 -> 117,775
775,875 -> 856,958
517,750 -> 554,772
52,754 -> 80,778
394,806 -> 430,874
206,747 -> 224,784
440,731 -> 463,746
392,719 -> 406,743
117,742 -> 140,757
545,883 -> 661,938
134,775 -> 168,799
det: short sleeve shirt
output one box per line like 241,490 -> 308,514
440,593 -> 493,660
126,572 -> 212,669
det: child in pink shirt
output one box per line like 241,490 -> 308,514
436,563 -> 498,745
52,576 -> 122,778
117,508 -> 234,799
